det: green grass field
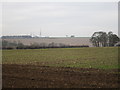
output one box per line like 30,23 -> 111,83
2,47 -> 119,69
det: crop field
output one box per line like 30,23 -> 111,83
2,47 -> 119,69
2,47 -> 120,88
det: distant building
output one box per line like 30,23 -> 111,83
71,35 -> 75,37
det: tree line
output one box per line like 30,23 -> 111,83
90,31 -> 120,47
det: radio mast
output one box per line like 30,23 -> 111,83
40,28 -> 41,37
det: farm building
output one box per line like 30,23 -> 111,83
2,37 -> 93,47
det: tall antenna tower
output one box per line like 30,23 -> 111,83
40,28 -> 41,37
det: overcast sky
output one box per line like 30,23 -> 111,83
1,2 -> 118,37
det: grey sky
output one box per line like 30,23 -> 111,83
2,2 -> 118,37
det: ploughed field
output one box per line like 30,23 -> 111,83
2,47 -> 120,88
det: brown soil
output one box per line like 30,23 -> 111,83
2,64 -> 119,88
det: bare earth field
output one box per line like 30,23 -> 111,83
3,37 -> 93,46
2,64 -> 119,88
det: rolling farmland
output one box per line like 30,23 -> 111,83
2,1 -> 119,88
